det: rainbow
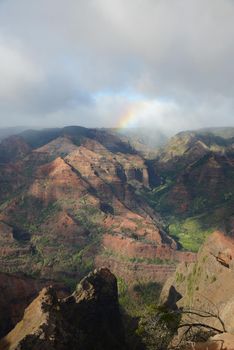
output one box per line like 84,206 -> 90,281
116,100 -> 150,130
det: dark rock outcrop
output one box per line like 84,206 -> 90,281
0,268 -> 126,350
0,272 -> 68,339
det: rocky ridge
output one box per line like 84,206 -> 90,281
0,126 -> 191,286
0,272 -> 68,339
0,268 -> 126,350
145,129 -> 234,253
161,230 -> 234,349
152,130 -> 234,215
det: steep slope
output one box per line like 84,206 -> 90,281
145,128 -> 234,251
0,272 -> 68,339
0,126 -> 184,286
161,230 -> 234,346
0,268 -> 126,350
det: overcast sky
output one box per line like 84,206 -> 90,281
0,0 -> 234,134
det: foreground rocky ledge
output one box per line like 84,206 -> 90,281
161,231 -> 234,350
186,333 -> 234,350
0,272 -> 68,339
0,268 -> 126,350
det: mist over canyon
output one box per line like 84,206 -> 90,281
0,125 -> 233,349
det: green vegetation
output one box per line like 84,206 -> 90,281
210,275 -> 217,283
139,130 -> 234,254
186,262 -> 203,300
118,278 -> 162,317
175,271 -> 185,284
142,174 -> 234,252
129,257 -> 176,265
9,196 -> 60,234
133,282 -> 162,308
168,216 -> 213,252
75,202 -> 105,235
3,194 -> 107,282
168,203 -> 234,252
118,278 -> 166,350
102,249 -> 175,265
136,305 -> 181,350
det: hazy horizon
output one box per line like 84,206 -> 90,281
1,124 -> 234,137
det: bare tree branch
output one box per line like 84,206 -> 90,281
178,322 -> 223,334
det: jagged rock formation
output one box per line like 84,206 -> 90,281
161,230 -> 234,348
0,268 -> 126,350
0,272 -> 68,339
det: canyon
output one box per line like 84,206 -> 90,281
0,126 -> 234,349
0,126 -> 196,286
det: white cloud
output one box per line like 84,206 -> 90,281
0,0 -> 234,130
0,37 -> 43,100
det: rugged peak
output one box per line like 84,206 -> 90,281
73,268 -> 118,303
0,285 -> 61,350
38,286 -> 58,310
0,272 -> 68,340
0,268 -> 126,350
